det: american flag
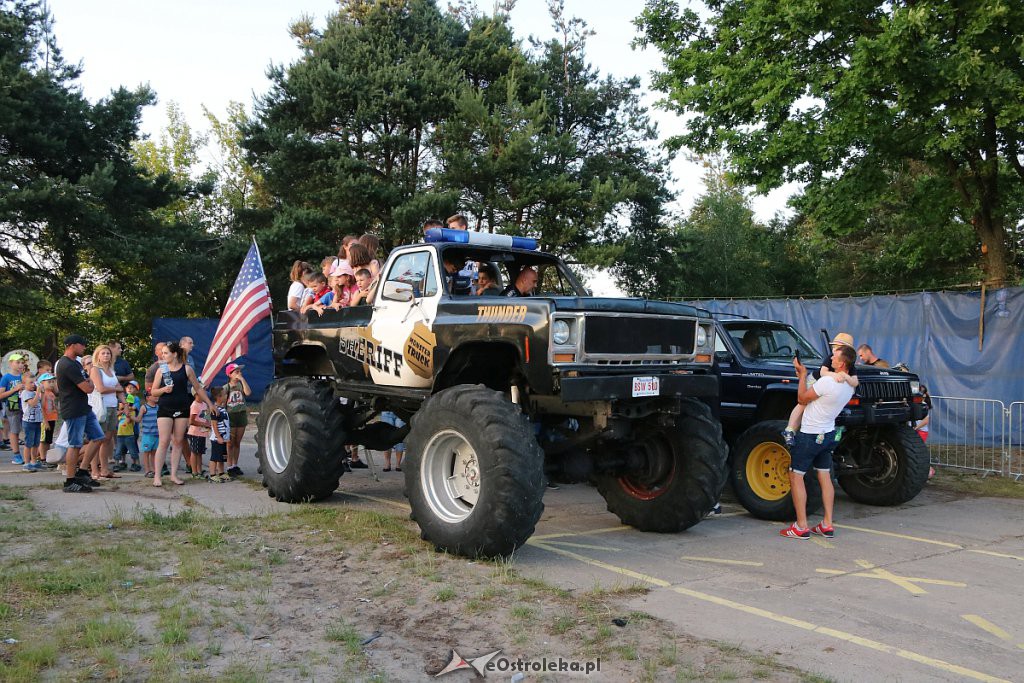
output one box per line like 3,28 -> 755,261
200,241 -> 272,385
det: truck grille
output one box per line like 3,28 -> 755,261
584,316 -> 695,356
857,380 -> 912,402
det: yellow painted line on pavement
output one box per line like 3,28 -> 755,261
815,559 -> 966,595
680,556 -> 764,567
340,491 -> 410,512
530,540 -> 1007,683
528,539 -> 670,586
963,615 -> 1024,651
963,615 -> 1013,641
544,540 -> 622,552
834,523 -> 962,548
810,536 -> 834,549
530,525 -> 630,541
967,549 -> 1024,562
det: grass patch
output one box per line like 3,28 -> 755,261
930,469 -> 1024,498
434,586 -> 456,602
325,618 -> 363,656
188,527 -> 225,549
81,615 -> 136,647
139,508 -> 200,530
0,486 -> 28,500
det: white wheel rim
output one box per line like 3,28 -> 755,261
265,409 -> 292,474
420,429 -> 480,523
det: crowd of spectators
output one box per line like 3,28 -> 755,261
1,336 -> 252,493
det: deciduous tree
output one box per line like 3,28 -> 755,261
638,0 -> 1024,283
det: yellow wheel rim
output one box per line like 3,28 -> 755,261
745,442 -> 791,501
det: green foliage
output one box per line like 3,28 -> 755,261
618,166 -> 813,298
637,0 -> 1024,283
0,1 -> 241,361
244,0 -> 674,297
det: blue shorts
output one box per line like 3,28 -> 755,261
140,434 -> 159,452
789,430 -> 837,474
65,412 -> 104,448
210,441 -> 227,462
23,421 -> 41,448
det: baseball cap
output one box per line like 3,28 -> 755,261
38,372 -> 55,382
64,334 -> 89,347
128,380 -> 140,387
830,333 -> 855,349
330,261 -> 355,277
225,363 -> 245,375
8,353 -> 25,361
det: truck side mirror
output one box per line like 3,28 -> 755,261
381,281 -> 414,302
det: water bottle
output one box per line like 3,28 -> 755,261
834,426 -> 845,442
160,362 -> 173,388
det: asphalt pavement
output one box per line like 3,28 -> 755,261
2,437 -> 1021,683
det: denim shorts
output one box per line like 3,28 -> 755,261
789,430 -> 837,474
65,412 -> 104,448
23,421 -> 41,448
210,441 -> 227,462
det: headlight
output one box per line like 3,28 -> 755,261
552,320 -> 572,345
910,380 -> 920,395
696,326 -> 707,347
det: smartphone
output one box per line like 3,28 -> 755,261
794,349 -> 801,362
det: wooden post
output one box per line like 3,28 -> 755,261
978,283 -> 986,352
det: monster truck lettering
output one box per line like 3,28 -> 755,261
477,304 -> 527,323
405,336 -> 431,369
339,336 -> 403,377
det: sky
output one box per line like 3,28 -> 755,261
44,0 -> 797,224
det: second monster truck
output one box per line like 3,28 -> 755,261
257,231 -> 727,557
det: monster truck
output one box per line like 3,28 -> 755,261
257,229 -> 727,557
712,318 -> 930,520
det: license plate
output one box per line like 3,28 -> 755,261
632,376 -> 660,397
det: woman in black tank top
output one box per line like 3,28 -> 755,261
150,341 -> 216,487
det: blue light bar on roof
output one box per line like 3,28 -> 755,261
424,228 -> 538,251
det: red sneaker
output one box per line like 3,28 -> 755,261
780,523 -> 810,539
810,522 -> 834,538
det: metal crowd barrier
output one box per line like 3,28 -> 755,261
1008,402 -> 1023,480
928,396 -> 1007,476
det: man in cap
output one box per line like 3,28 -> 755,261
782,333 -> 859,446
781,342 -> 858,539
1,352 -> 28,464
54,334 -> 105,492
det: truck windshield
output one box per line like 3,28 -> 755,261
725,324 -> 820,360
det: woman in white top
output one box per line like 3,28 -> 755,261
90,344 -> 124,479
287,260 -> 314,311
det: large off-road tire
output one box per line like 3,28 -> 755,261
595,399 -> 728,532
730,420 -> 822,521
256,378 -> 348,503
404,385 -> 545,558
837,425 -> 930,506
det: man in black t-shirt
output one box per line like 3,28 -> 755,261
55,334 -> 104,493
109,340 -> 135,386
501,267 -> 538,298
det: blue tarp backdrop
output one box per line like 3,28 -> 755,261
151,317 -> 273,401
687,286 -> 1024,406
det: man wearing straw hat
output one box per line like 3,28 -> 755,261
782,333 -> 859,447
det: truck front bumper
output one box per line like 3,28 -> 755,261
557,373 -> 718,403
839,401 -> 927,426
